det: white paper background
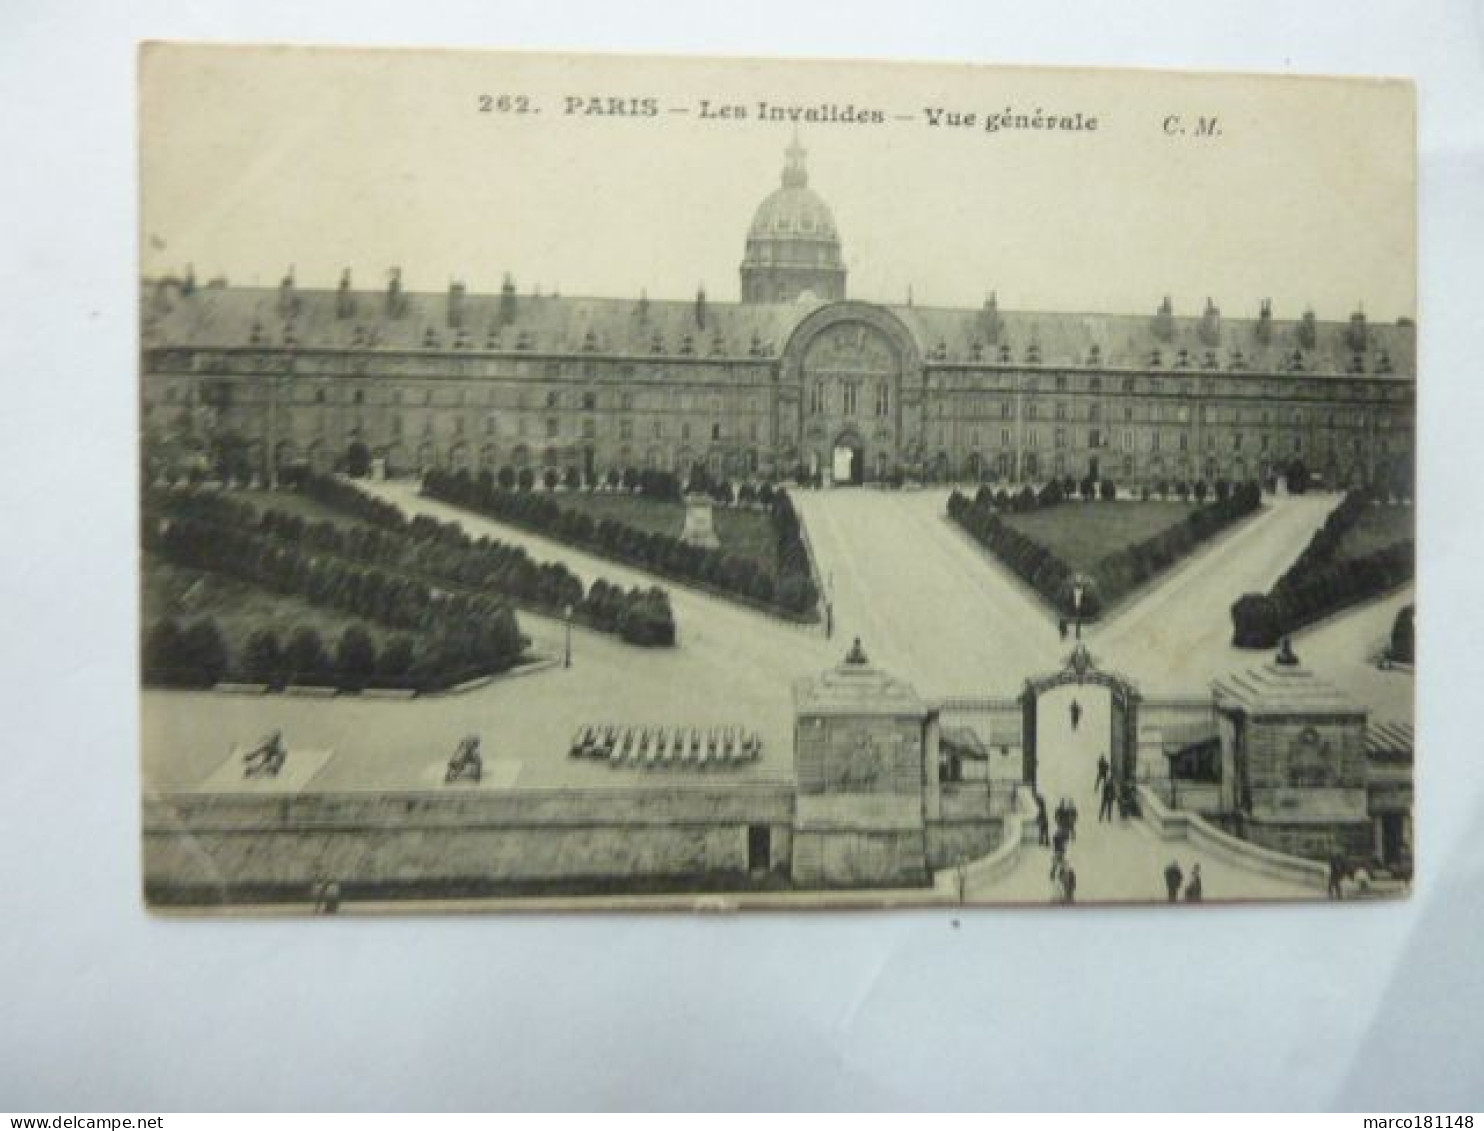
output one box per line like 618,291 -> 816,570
1,0 -> 1480,1112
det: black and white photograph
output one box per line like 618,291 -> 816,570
138,43 -> 1416,912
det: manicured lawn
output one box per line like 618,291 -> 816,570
1001,501 -> 1198,574
555,492 -> 684,539
551,492 -> 780,577
1337,503 -> 1414,562
142,554 -> 430,660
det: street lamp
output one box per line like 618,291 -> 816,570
563,603 -> 573,669
1071,580 -> 1085,641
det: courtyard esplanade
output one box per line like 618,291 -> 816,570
141,147 -> 1416,491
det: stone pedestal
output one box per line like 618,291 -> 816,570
790,640 -> 933,887
679,494 -> 720,549
1213,646 -> 1371,861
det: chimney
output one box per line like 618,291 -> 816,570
981,291 -> 1003,344
1151,295 -> 1175,342
1198,297 -> 1221,347
448,280 -> 466,329
1255,298 -> 1273,344
499,273 -> 517,327
1298,308 -> 1317,350
1346,308 -> 1368,353
277,266 -> 298,317
695,285 -> 708,330
336,268 -> 355,319
182,264 -> 196,296
386,267 -> 405,318
636,289 -> 650,324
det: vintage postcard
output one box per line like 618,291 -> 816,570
139,44 -> 1415,912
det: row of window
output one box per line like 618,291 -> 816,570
930,427 -> 1392,455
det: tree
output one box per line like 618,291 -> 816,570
1285,458 -> 1310,495
142,618 -> 185,684
543,467 -> 560,492
335,624 -> 378,689
1099,478 -> 1116,502
497,465 -> 516,491
180,618 -> 229,687
378,635 -> 416,678
241,628 -> 284,687
517,467 -> 535,492
284,626 -> 331,684
345,440 -> 372,478
564,466 -> 582,492
1231,594 -> 1283,649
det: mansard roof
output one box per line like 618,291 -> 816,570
141,281 -> 1416,378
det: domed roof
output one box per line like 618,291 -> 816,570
747,141 -> 840,243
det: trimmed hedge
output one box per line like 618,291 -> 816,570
423,468 -> 819,621
950,481 -> 1262,619
1230,492 -> 1415,648
145,485 -> 675,651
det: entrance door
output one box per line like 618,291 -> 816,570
832,444 -> 862,485
747,825 -> 771,873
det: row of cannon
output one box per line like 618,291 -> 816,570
569,724 -> 762,768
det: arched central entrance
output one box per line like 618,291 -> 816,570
1019,644 -> 1141,796
832,430 -> 864,485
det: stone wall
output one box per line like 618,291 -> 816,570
144,783 -> 795,904
1240,817 -> 1373,862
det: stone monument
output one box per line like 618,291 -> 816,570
679,493 -> 720,549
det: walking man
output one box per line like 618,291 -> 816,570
1061,862 -> 1077,905
1099,777 -> 1117,822
1069,699 -> 1082,731
1066,799 -> 1079,842
1164,860 -> 1183,902
1036,804 -> 1050,848
1093,753 -> 1109,794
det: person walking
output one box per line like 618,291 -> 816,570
1093,753 -> 1109,794
1050,828 -> 1068,878
1036,804 -> 1050,847
1184,863 -> 1203,903
1099,778 -> 1117,822
1070,699 -> 1082,731
1066,799 -> 1079,842
1164,860 -> 1183,902
1061,862 -> 1077,905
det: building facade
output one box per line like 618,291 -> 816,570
141,144 -> 1416,492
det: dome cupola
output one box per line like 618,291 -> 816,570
740,139 -> 847,304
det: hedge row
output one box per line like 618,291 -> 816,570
949,481 -> 1263,619
146,487 -> 676,648
145,515 -> 527,682
1230,491 -> 1415,648
142,617 -> 488,692
423,468 -> 819,620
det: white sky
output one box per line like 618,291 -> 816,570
140,44 -> 1416,322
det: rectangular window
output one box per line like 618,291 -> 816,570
546,417 -> 560,439
653,419 -> 664,439
1000,428 -> 1012,447
582,392 -> 597,411
1151,432 -> 1161,452
581,419 -> 596,440
484,414 -> 497,436
1122,430 -> 1134,451
843,383 -> 858,415
1055,427 -> 1067,449
619,419 -> 633,440
1179,432 -> 1189,452
875,383 -> 890,416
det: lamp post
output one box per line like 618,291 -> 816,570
563,603 -> 573,669
1071,580 -> 1085,641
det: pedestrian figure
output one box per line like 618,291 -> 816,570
1184,864 -> 1203,903
1058,617 -> 1069,642
1327,853 -> 1346,900
1050,828 -> 1068,877
1036,806 -> 1050,847
1070,699 -> 1082,731
1061,863 -> 1077,904
1099,778 -> 1117,822
1094,753 -> 1109,793
1054,799 -> 1069,838
1066,799 -> 1079,841
1164,860 -> 1183,903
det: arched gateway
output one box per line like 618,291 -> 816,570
1019,643 -> 1141,790
780,302 -> 922,484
